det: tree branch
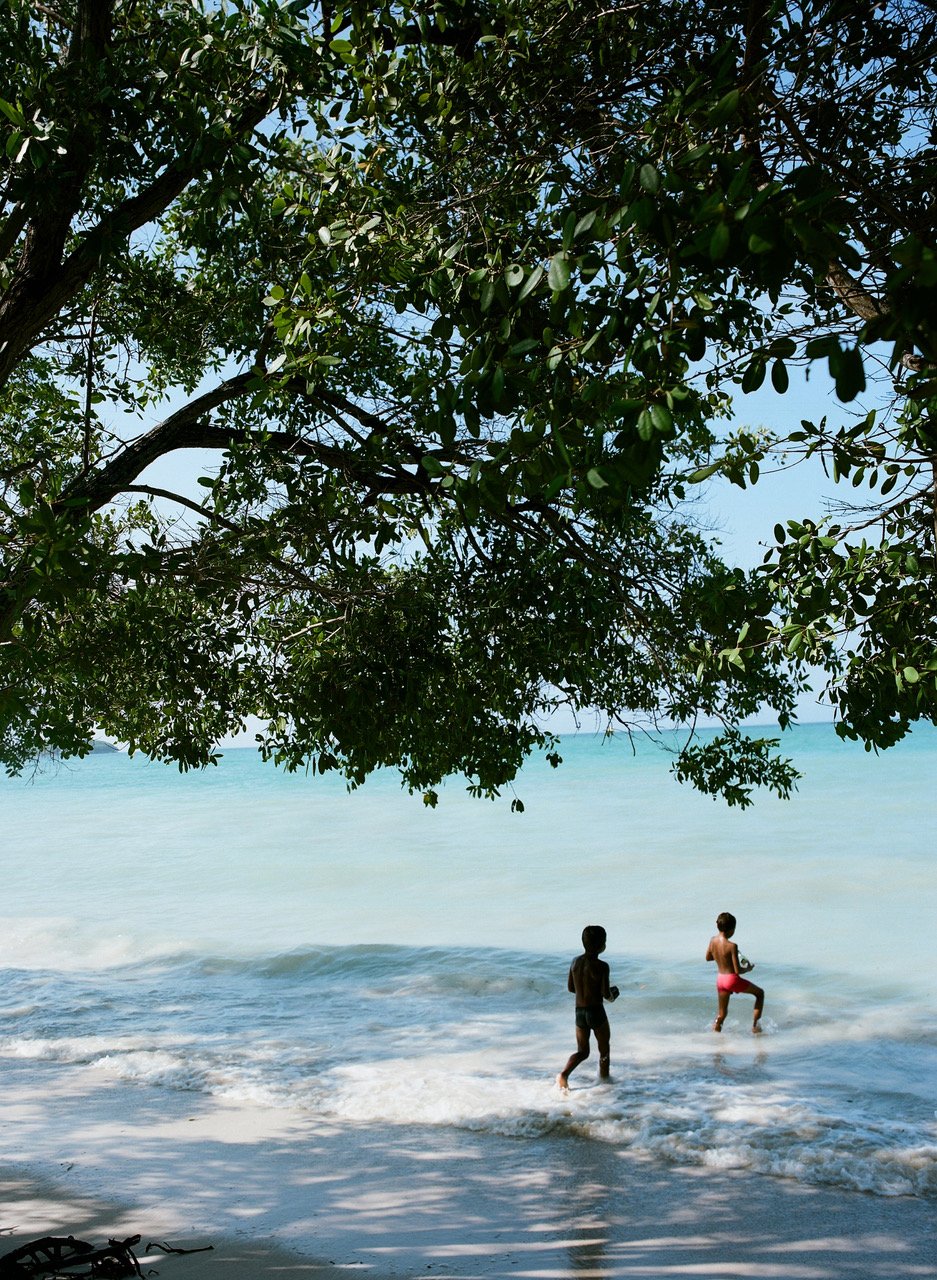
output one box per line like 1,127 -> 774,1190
739,0 -> 771,183
58,372 -> 440,522
63,372 -> 259,510
0,86 -> 274,389
29,1 -> 74,30
0,204 -> 29,263
119,483 -> 344,597
824,261 -> 886,323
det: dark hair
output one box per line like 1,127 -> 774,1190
582,924 -> 607,952
716,911 -> 736,934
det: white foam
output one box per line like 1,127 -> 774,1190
236,1049 -> 937,1199
0,916 -> 180,971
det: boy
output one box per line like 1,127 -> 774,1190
706,911 -> 764,1033
556,925 -> 619,1091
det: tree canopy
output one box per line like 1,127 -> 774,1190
1,0 -> 935,805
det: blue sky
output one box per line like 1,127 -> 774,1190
701,368 -> 877,571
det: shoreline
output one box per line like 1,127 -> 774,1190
1,1075 -> 934,1280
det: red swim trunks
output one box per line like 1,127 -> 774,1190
716,972 -> 756,995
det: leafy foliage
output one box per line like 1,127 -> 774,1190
1,0 -> 935,803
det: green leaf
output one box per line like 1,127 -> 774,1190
833,347 -> 866,402
771,359 -> 789,393
769,337 -> 798,359
639,163 -> 660,194
741,360 -> 766,393
688,462 -> 721,483
747,232 -> 773,254
709,223 -> 730,260
548,253 -> 571,291
517,264 -> 544,301
649,403 -> 673,433
0,98 -> 26,127
574,211 -> 597,239
709,89 -> 741,125
586,468 -> 608,488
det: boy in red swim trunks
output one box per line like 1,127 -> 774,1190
706,911 -> 764,1034
556,925 -> 620,1091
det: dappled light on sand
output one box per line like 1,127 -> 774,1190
0,1074 -> 934,1279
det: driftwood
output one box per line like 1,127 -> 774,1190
0,1235 -> 143,1279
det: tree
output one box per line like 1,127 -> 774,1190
325,0 -> 937,759
1,0 -> 933,803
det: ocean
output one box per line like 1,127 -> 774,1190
1,723 -> 935,1220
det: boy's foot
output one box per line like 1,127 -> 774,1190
712,1020 -> 724,1032
555,1073 -> 569,1093
752,1022 -> 763,1034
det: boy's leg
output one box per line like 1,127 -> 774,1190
751,985 -> 765,1033
595,1018 -> 611,1079
557,1025 -> 591,1089
713,990 -> 729,1032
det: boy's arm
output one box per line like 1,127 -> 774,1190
705,937 -> 714,962
729,941 -> 742,974
567,964 -> 576,994
601,960 -> 619,1002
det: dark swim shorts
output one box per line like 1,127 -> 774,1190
575,1005 -> 608,1031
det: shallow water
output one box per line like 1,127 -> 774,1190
2,725 -> 936,1199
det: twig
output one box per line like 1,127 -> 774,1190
145,1242 -> 214,1256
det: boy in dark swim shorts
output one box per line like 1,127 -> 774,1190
706,911 -> 764,1033
556,925 -> 619,1091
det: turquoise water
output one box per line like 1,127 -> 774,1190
1,725 -> 936,1198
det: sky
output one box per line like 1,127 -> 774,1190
699,368 -> 882,570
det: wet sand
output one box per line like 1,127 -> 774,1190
1,1073 -> 934,1279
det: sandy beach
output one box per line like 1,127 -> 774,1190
2,1072 -> 934,1280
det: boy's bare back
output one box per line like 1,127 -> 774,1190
706,932 -> 745,975
568,952 -> 612,1005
